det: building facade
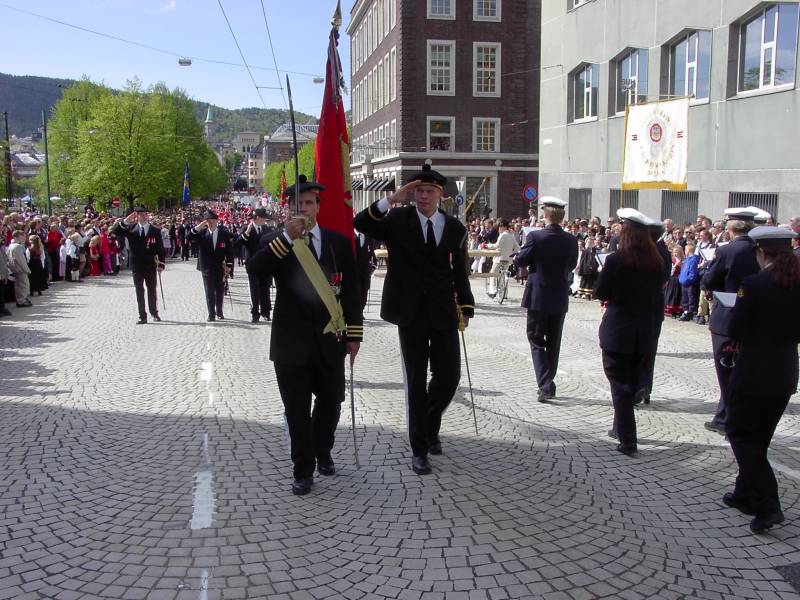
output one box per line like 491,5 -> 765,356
347,0 -> 541,219
540,0 -> 800,224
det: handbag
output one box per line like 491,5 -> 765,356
708,291 -> 737,337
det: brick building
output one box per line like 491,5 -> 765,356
347,0 -> 540,219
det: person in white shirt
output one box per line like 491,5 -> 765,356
7,231 -> 32,306
487,219 -> 520,294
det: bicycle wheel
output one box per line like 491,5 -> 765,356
485,275 -> 496,298
496,270 -> 508,304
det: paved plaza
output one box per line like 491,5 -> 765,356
2,262 -> 800,600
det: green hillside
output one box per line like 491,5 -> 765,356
0,72 -> 316,139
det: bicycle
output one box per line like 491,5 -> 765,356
485,259 -> 511,304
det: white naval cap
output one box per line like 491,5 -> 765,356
723,207 -> 759,222
617,207 -> 660,227
749,225 -> 798,247
744,206 -> 771,224
539,196 -> 567,208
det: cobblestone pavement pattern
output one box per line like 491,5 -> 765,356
2,263 -> 800,600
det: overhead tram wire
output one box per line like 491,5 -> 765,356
0,2 -> 321,79
215,0 -> 268,110
259,0 -> 288,110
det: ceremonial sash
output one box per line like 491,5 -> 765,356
293,238 -> 346,336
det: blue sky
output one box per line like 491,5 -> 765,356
1,0 -> 352,116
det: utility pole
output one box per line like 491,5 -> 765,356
41,109 -> 52,214
3,111 -> 12,205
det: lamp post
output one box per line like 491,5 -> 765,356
41,109 -> 52,215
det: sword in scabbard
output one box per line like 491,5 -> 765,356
155,256 -> 165,309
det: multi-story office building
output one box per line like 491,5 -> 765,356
540,0 -> 800,224
347,0 -> 541,219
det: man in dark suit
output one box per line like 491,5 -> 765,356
354,231 -> 376,310
111,206 -> 165,324
701,207 -> 760,434
177,220 -> 189,261
514,197 -> 579,402
248,175 -> 363,495
354,164 -> 474,476
238,207 -> 275,322
186,210 -> 235,322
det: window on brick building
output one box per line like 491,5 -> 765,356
474,0 -> 500,21
428,117 -> 455,151
427,40 -> 456,95
428,0 -> 455,19
473,118 -> 500,152
473,43 -> 501,97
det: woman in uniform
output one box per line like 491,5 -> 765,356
595,208 -> 665,457
723,226 -> 800,534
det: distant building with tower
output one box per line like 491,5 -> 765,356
204,106 -> 217,145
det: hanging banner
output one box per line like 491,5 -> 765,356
622,98 -> 689,191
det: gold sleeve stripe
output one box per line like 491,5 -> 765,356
273,237 -> 290,254
459,304 -> 475,309
367,204 -> 383,221
269,240 -> 288,258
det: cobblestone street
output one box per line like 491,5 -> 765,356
2,262 -> 800,600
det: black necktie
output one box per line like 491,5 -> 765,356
308,232 -> 318,260
426,219 -> 436,252
139,225 -> 144,238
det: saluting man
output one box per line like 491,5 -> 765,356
513,197 -> 579,403
112,206 -> 165,324
700,208 -> 760,434
354,164 -> 474,476
248,174 -> 363,496
238,207 -> 275,322
187,210 -> 235,322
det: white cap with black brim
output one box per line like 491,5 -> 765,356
749,225 -> 798,247
723,207 -> 758,222
539,196 -> 567,209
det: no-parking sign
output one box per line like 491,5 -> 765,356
522,184 -> 538,203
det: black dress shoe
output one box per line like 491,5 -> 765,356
704,421 -> 726,435
251,315 -> 260,323
291,476 -> 314,495
16,301 -> 33,307
608,429 -> 618,440
412,455 -> 432,475
217,314 -> 225,320
207,315 -> 216,322
429,441 -> 442,455
136,318 -> 147,325
152,314 -> 161,322
750,511 -> 784,534
317,456 -> 336,476
0,308 -> 11,317
616,443 -> 638,457
723,493 -> 755,515
633,389 -> 650,406
263,314 -> 271,322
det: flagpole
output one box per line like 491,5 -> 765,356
286,76 -> 301,216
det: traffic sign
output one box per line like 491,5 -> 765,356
111,196 -> 120,208
522,184 -> 538,203
455,194 -> 464,206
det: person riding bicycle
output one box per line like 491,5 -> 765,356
485,219 -> 519,295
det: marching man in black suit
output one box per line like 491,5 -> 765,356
514,197 -> 579,403
354,164 -> 474,476
186,210 -> 235,322
248,175 -> 363,495
238,207 -> 275,322
112,205 -> 165,324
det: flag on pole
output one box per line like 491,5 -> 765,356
279,166 -> 288,206
622,98 -> 689,191
314,1 -> 354,247
182,161 -> 191,205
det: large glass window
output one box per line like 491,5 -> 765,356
474,43 -> 501,97
738,4 -> 798,92
569,64 -> 599,122
615,49 -> 649,113
473,118 -> 500,152
428,117 -> 455,151
670,30 -> 712,101
428,41 -> 455,95
428,0 -> 454,19
475,0 -> 500,21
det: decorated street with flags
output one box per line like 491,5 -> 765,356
3,265 -> 800,599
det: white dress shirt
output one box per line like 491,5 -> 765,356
283,223 -> 321,258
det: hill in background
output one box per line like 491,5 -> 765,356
0,72 -> 316,141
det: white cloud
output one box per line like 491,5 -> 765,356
159,0 -> 177,14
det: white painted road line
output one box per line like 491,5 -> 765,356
190,470 -> 215,530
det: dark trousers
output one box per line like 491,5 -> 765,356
49,250 -> 61,280
602,350 -> 644,446
247,270 -> 272,318
637,320 -> 663,394
274,354 -> 345,479
398,314 -> 461,457
202,272 -> 225,317
526,310 -> 566,394
359,272 -> 371,311
181,242 -> 190,261
711,333 -> 732,426
727,393 -> 790,517
681,284 -> 698,314
133,268 -> 158,319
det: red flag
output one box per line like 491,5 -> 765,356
280,167 -> 288,206
314,1 -> 354,249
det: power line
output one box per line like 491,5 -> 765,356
0,2 -> 322,79
215,0 -> 267,110
259,0 -> 287,110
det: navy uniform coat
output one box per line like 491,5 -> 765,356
514,225 -> 578,314
701,235 -> 759,293
111,221 -> 165,273
187,226 -> 235,274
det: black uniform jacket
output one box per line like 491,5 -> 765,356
247,229 -> 363,366
354,202 -> 474,330
729,269 -> 800,397
236,224 -> 275,271
111,221 -> 165,273
187,226 -> 235,274
514,225 -> 579,314
595,252 -> 665,354
701,235 -> 759,293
